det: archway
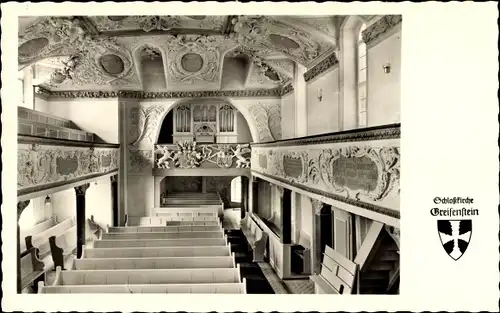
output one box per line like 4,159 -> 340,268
153,97 -> 259,144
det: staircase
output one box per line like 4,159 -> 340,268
358,229 -> 400,294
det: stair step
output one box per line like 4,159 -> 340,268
369,262 -> 395,271
362,271 -> 389,280
379,251 -> 399,261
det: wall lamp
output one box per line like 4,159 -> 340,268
44,195 -> 52,205
383,63 -> 391,74
317,88 -> 323,102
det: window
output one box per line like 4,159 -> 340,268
230,176 -> 242,203
358,24 -> 367,127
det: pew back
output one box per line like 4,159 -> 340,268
108,225 -> 222,233
20,216 -> 57,252
310,245 -> 358,294
93,237 -> 227,248
29,217 -> 75,256
84,245 -> 231,258
53,266 -> 242,285
101,231 -> 223,240
128,216 -> 219,227
39,280 -> 247,294
74,255 -> 236,270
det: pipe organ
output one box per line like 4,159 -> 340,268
173,102 -> 238,143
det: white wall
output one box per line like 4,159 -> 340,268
18,195 -> 52,230
236,111 -> 253,143
85,176 -> 113,230
50,188 -> 77,222
298,194 -> 313,249
367,30 -> 401,126
281,92 -> 295,139
41,98 -> 119,144
306,67 -> 340,136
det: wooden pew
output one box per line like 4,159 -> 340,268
73,254 -> 237,270
310,245 -> 358,294
38,279 -> 247,294
83,245 -> 232,258
20,247 -> 46,291
240,215 -> 268,262
107,225 -> 222,233
20,215 -> 58,252
48,225 -> 77,270
127,216 -> 219,226
93,237 -> 228,248
24,217 -> 76,271
48,265 -> 242,285
101,231 -> 224,240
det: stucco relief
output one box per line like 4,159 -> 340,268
18,144 -> 118,189
164,34 -> 236,87
230,16 -> 334,67
128,149 -> 153,173
128,104 -> 166,147
362,15 -> 402,46
154,142 -> 251,169
19,17 -> 95,66
249,103 -> 282,142
251,140 -> 400,212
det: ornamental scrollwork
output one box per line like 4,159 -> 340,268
154,142 -> 251,169
18,144 -> 119,189
317,146 -> 400,202
362,15 -> 402,46
128,104 -> 165,146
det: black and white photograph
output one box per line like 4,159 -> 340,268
1,2 -> 498,312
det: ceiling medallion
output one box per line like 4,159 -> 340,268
18,37 -> 50,58
107,16 -> 128,22
181,53 -> 204,73
187,16 -> 206,20
268,34 -> 300,49
99,54 -> 125,75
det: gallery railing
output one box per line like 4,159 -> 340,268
250,123 -> 401,219
18,135 -> 119,197
153,142 -> 252,170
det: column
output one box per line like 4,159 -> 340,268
311,199 -> 324,275
240,176 -> 249,219
17,200 -> 30,293
251,177 -> 259,214
75,183 -> 90,258
276,186 -> 292,244
110,175 -> 118,227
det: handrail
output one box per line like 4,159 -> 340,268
18,134 -> 119,148
251,123 -> 400,147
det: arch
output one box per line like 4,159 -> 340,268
153,97 -> 260,144
230,176 -> 242,203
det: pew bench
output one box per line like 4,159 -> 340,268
25,217 -> 76,272
20,215 -> 58,252
73,254 -> 237,270
38,280 -> 247,294
126,215 -> 219,227
83,245 -> 232,258
93,237 -> 228,248
310,245 -> 358,294
107,225 -> 222,233
48,225 -> 77,270
50,265 -> 242,285
20,247 -> 46,291
101,230 -> 224,240
240,215 -> 268,262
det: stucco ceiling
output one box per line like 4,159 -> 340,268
18,15 -> 339,92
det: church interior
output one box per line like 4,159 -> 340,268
16,14 -> 401,295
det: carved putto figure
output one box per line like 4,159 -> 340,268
154,145 -> 173,169
231,144 -> 251,168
